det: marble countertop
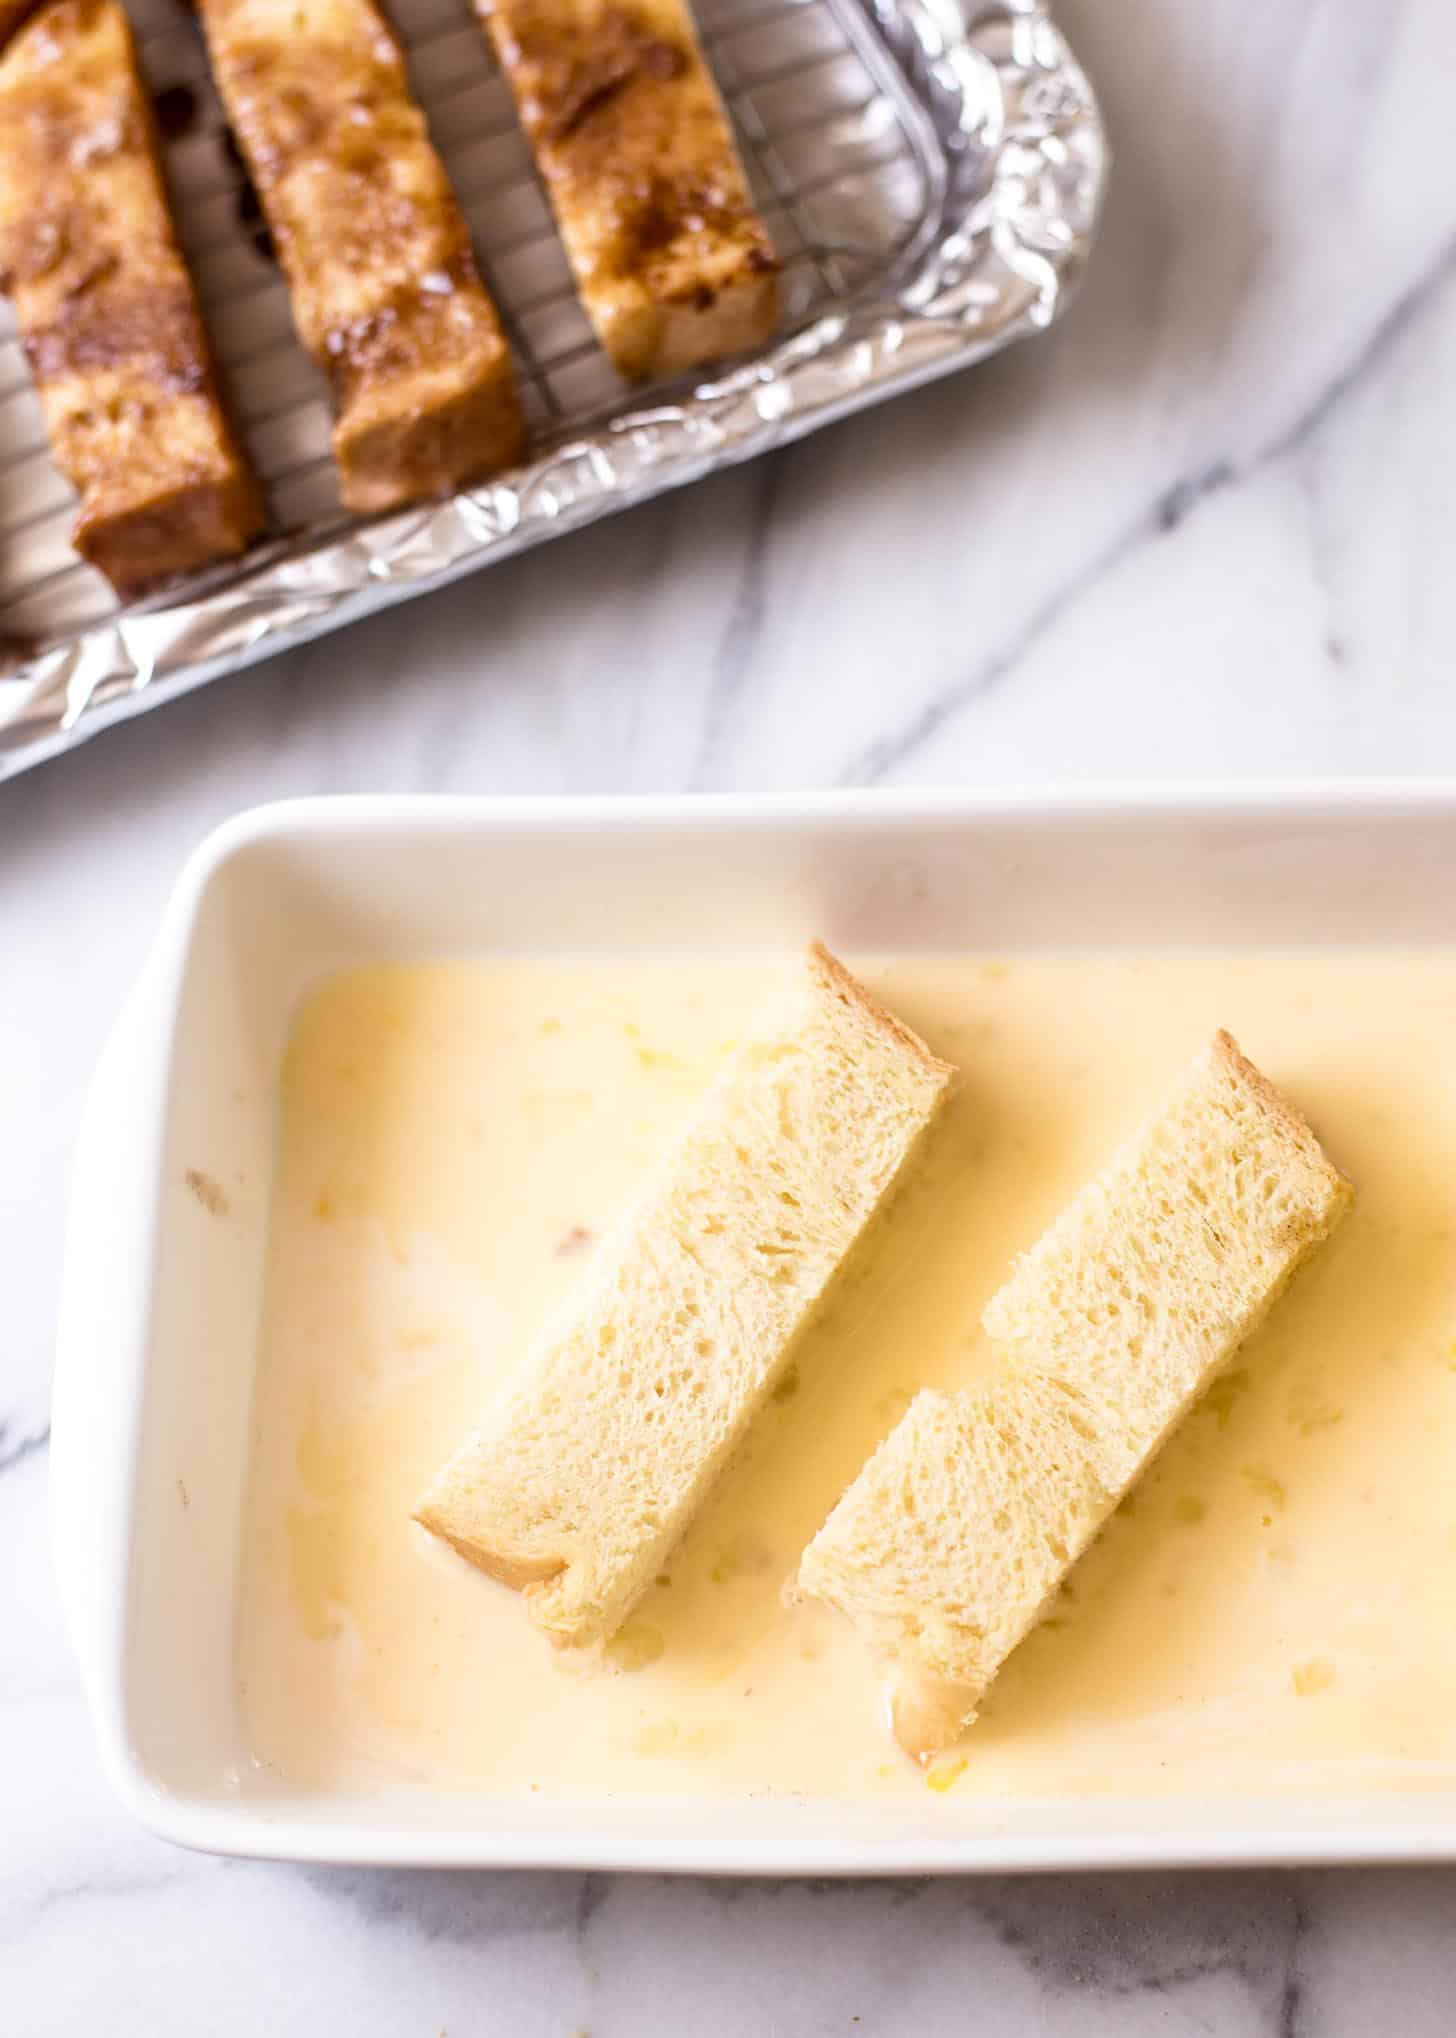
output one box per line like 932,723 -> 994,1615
8,0 -> 1456,2025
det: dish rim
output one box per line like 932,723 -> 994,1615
52,777 -> 1456,1871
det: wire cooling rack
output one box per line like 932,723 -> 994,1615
0,0 -> 930,643
0,0 -> 1105,778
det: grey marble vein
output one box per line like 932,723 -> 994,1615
300,1865 -> 591,1944
844,225 -> 1456,788
691,452 -> 788,790
972,1872 -> 1304,1999
0,1420 -> 49,1478
8,1864 -> 190,1934
1279,1890 -> 1308,2038
11,0 -> 1456,2025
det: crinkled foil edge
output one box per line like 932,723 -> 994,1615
0,0 -> 1106,782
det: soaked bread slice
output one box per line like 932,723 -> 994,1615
796,1031 -> 1354,1761
416,943 -> 953,1649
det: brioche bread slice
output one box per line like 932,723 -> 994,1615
477,0 -> 781,380
796,1030 -> 1354,1761
199,0 -> 524,511
416,943 -> 953,1649
0,0 -> 264,592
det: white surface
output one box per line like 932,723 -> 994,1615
59,790 -> 1456,1874
10,0 -> 1456,2015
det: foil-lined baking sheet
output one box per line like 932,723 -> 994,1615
0,0 -> 1106,781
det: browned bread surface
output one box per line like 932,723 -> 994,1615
200,0 -> 525,510
0,0 -> 263,593
480,0 -> 780,378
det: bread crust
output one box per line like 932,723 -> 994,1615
477,0 -> 780,379
0,0 -> 43,51
797,1029 -> 1355,1762
199,0 -> 525,510
0,0 -> 263,592
806,941 -> 955,1089
1209,1028 -> 1354,1209
416,943 -> 953,1648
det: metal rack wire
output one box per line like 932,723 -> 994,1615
0,0 -> 929,645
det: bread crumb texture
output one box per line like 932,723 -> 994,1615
798,1030 -> 1354,1760
416,943 -> 952,1646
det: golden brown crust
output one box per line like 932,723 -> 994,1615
413,1500 -> 567,1591
199,0 -> 525,510
479,0 -> 780,379
0,0 -> 263,593
1209,1028 -> 1355,1212
807,941 -> 954,1088
0,0 -> 42,52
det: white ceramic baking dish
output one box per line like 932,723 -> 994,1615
51,784 -> 1456,1871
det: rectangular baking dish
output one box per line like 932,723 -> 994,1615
51,784 -> 1456,1871
0,0 -> 1105,783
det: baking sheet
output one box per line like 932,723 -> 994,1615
0,0 -> 1106,781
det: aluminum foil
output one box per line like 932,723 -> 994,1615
0,0 -> 1106,782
